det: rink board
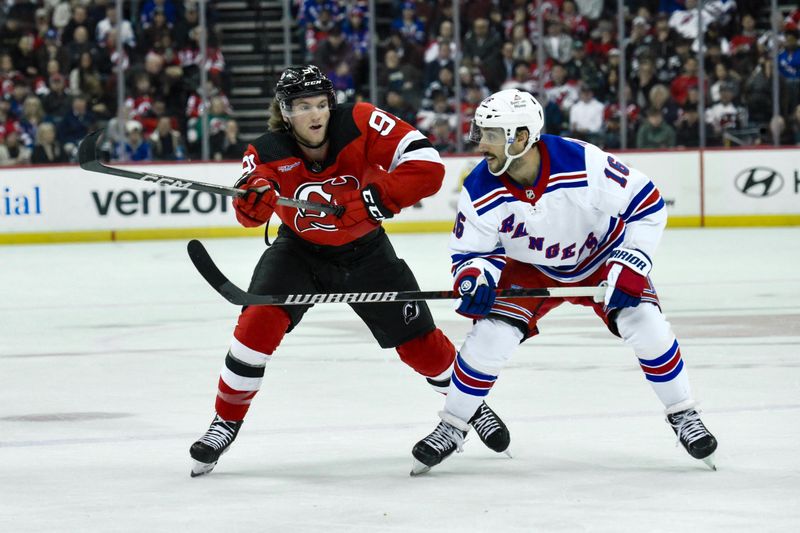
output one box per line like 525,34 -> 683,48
1,147 -> 799,244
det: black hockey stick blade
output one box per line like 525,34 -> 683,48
78,129 -> 342,215
187,240 -> 607,306
187,239 -> 259,305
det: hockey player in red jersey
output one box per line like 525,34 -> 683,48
189,65 -> 509,477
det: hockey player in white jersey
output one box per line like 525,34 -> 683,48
410,89 -> 717,475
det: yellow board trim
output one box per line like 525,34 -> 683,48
703,214 -> 800,227
1,214 -> 798,245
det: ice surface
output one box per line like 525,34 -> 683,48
1,228 -> 799,532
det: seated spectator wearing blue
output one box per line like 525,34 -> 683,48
58,95 -> 96,156
116,120 -> 153,161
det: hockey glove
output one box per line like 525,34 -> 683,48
455,267 -> 496,319
602,247 -> 652,310
334,184 -> 395,229
233,177 -> 279,227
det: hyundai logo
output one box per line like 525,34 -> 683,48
734,167 -> 784,197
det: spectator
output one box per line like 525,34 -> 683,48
69,52 -> 107,116
313,25 -> 354,78
778,29 -> 800,116
542,19 -> 573,65
670,56 -> 700,106
636,107 -> 676,148
67,26 -> 95,68
150,116 -> 186,161
509,23 -> 533,63
382,89 -> 417,125
31,122 -> 67,164
631,59 -> 658,110
377,48 -> 422,107
742,57 -> 775,127
501,60 -> 536,93
544,63 -> 579,118
140,0 -> 178,28
565,40 -> 602,93
116,120 -> 152,161
569,85 -> 604,143
427,117 -> 456,153
35,29 -> 70,78
173,1 -> 200,48
705,83 -> 744,145
211,119 -> 244,161
674,105 -> 701,148
96,5 -> 136,49
790,104 -> 800,145
12,34 -> 39,79
1,130 -> 31,166
462,17 -> 503,89
424,21 -> 457,63
42,73 -> 71,120
649,84 -> 680,126
391,2 -> 426,45
328,60 -> 355,103
423,38 -> 455,86
709,63 -> 741,104
57,95 -> 95,155
62,5 -> 96,46
668,0 -> 713,43
18,95 -> 45,148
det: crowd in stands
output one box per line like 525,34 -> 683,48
2,0 -> 800,167
300,0 -> 800,151
0,0 -> 243,166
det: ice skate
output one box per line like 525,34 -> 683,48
189,414 -> 243,477
470,401 -> 511,456
666,402 -> 718,470
410,411 -> 469,476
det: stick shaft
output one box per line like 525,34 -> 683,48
78,129 -> 342,215
187,239 -> 606,306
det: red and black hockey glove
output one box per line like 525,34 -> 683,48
232,177 -> 279,228
602,247 -> 652,311
334,183 -> 395,229
454,267 -> 497,319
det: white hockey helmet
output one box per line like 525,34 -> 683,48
469,89 -> 545,176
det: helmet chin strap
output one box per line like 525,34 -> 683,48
487,138 -> 536,176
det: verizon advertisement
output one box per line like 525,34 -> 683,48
0,162 -> 242,234
1,148 -> 797,243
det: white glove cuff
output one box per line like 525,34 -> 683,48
607,247 -> 652,277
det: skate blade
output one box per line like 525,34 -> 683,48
702,453 -> 717,471
410,459 -> 432,476
190,460 -> 218,478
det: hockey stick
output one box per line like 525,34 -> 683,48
77,129 -> 343,216
187,239 -> 607,306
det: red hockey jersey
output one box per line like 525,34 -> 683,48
237,102 -> 445,246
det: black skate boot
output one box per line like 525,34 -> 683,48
469,401 -> 511,456
666,403 -> 718,470
189,414 -> 243,477
410,411 -> 469,476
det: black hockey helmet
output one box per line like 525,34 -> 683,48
274,65 -> 336,112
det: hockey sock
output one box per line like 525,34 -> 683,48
215,306 -> 290,420
445,319 -> 523,422
616,305 -> 692,407
396,328 -> 457,393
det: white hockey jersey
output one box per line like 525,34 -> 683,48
450,134 -> 666,284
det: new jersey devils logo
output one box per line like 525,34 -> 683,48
294,175 -> 360,232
